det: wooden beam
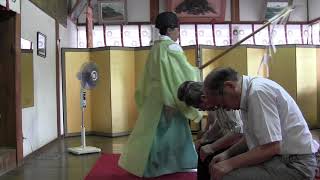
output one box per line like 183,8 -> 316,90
86,0 -> 93,48
14,13 -> 23,165
231,0 -> 240,23
150,0 -> 159,23
69,0 -> 87,22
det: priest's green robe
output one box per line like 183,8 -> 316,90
118,37 -> 202,177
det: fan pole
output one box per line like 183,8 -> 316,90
81,88 -> 86,148
67,87 -> 101,155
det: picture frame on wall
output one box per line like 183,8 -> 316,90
263,0 -> 293,21
97,0 -> 127,24
37,32 -> 46,58
167,0 -> 226,23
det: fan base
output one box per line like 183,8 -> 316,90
68,146 -> 101,155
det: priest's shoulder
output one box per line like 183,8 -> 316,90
168,43 -> 183,52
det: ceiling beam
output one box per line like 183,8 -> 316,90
231,0 -> 240,22
69,0 -> 87,22
86,0 -> 93,48
150,0 -> 159,23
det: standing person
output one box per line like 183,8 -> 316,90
118,12 -> 202,178
177,81 -> 243,180
203,67 -> 319,180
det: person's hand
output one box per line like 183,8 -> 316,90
209,152 -> 230,166
196,130 -> 205,139
195,139 -> 204,152
210,160 -> 234,180
200,144 -> 215,162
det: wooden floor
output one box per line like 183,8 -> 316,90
0,130 -> 319,180
0,136 -> 128,180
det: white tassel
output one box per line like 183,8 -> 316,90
257,6 -> 294,78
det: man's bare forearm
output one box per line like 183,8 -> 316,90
222,136 -> 248,157
209,132 -> 243,152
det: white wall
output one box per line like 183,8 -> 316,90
21,0 -> 57,157
67,18 -> 78,48
309,0 -> 320,21
127,0 -> 150,22
57,20 -> 77,136
59,18 -> 78,48
159,0 -> 166,13
289,0 -> 307,22
239,0 -> 264,21
225,0 -> 231,21
59,25 -> 68,48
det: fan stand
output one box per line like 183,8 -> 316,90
68,88 -> 101,155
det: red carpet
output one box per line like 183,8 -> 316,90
85,153 -> 196,180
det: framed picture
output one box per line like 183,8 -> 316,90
98,0 -> 127,24
167,0 -> 226,23
37,32 -> 46,58
263,0 -> 292,21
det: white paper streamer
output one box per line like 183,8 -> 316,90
258,6 -> 294,77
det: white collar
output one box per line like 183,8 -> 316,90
240,75 -> 249,111
160,35 -> 172,41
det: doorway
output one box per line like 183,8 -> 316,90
0,9 -> 22,175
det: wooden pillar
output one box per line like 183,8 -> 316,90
86,0 -> 93,48
150,0 -> 159,23
231,0 -> 240,23
14,13 -> 23,165
55,21 -> 61,137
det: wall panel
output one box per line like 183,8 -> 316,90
21,50 -> 34,108
296,47 -> 318,129
268,47 -> 297,100
64,51 -> 92,134
110,50 -> 136,133
90,50 -> 112,133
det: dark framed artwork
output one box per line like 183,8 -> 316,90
263,0 -> 293,21
37,32 -> 46,58
167,0 -> 226,23
97,0 -> 127,24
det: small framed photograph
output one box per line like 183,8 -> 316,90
37,32 -> 46,58
263,0 -> 292,21
98,0 -> 127,24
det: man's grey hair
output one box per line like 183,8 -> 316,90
204,67 -> 240,95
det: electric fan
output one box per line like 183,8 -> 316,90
68,62 -> 101,155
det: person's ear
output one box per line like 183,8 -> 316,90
167,28 -> 174,34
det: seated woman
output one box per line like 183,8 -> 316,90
177,81 -> 244,180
